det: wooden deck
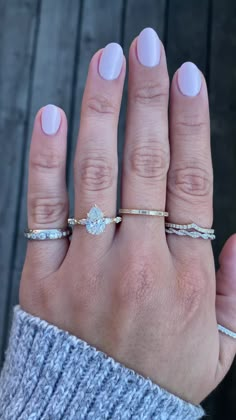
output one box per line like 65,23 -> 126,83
0,0 -> 236,418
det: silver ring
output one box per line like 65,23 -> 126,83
68,205 -> 122,235
165,222 -> 215,240
218,324 -> 236,339
24,227 -> 72,240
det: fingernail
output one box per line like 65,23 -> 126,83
178,62 -> 202,97
41,104 -> 61,135
137,27 -> 161,67
99,43 -> 123,80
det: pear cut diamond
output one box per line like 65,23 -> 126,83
87,206 -> 104,221
86,206 -> 106,235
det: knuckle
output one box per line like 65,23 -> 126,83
133,79 -> 169,106
117,257 -> 155,308
130,144 -> 169,181
175,114 -> 208,137
86,94 -> 118,116
31,149 -> 64,172
78,155 -> 116,191
168,164 -> 213,199
29,195 -> 68,225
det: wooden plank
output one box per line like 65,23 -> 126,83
3,0 -> 82,356
207,1 -> 236,418
67,0 -> 125,212
166,0 -> 209,77
0,0 -> 40,362
117,0 -> 167,208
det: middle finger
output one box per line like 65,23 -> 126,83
120,28 -> 170,241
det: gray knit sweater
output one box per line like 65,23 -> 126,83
0,306 -> 205,419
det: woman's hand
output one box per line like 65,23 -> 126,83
20,28 -> 236,405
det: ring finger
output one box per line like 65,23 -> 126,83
71,44 -> 125,254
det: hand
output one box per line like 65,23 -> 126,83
20,28 -> 236,405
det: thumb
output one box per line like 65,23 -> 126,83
215,234 -> 236,384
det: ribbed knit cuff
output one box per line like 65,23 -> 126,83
0,306 -> 205,419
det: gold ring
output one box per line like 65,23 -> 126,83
119,209 -> 168,217
68,205 -> 122,235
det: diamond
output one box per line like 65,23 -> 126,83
87,205 -> 104,220
86,206 -> 106,235
39,232 -> 46,240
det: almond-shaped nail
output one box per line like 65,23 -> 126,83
99,43 -> 123,80
178,62 -> 202,97
41,104 -> 61,135
137,27 -> 161,67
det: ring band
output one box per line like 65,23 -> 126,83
218,324 -> 236,339
119,209 -> 169,217
165,222 -> 214,234
165,222 -> 215,240
68,205 -> 122,235
24,227 -> 72,240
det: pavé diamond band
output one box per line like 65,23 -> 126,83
24,227 -> 72,240
68,205 -> 122,235
165,222 -> 215,240
218,324 -> 236,339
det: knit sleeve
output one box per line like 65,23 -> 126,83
0,306 -> 205,419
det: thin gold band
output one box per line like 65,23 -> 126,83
118,209 -> 169,217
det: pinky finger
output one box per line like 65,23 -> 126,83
23,105 -> 69,280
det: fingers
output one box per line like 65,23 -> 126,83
71,44 -> 125,252
120,28 -> 170,242
215,234 -> 236,384
166,63 -> 213,256
25,105 -> 69,278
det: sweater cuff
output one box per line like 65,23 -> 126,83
0,306 -> 205,419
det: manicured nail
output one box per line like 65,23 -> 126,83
137,27 -> 161,67
99,43 -> 123,80
41,104 -> 61,135
178,62 -> 202,97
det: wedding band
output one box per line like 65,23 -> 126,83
165,222 -> 214,234
119,209 -> 169,217
68,205 -> 122,235
165,222 -> 215,240
24,227 -> 72,240
218,324 -> 236,339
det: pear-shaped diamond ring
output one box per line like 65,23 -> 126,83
68,205 -> 122,236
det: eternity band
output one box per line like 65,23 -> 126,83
165,222 -> 215,240
119,209 -> 169,217
24,227 -> 72,240
165,222 -> 214,234
218,324 -> 236,339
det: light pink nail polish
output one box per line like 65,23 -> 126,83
137,27 -> 161,67
41,104 -> 61,135
178,62 -> 202,97
99,43 -> 123,80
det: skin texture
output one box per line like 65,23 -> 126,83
20,32 -> 236,405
